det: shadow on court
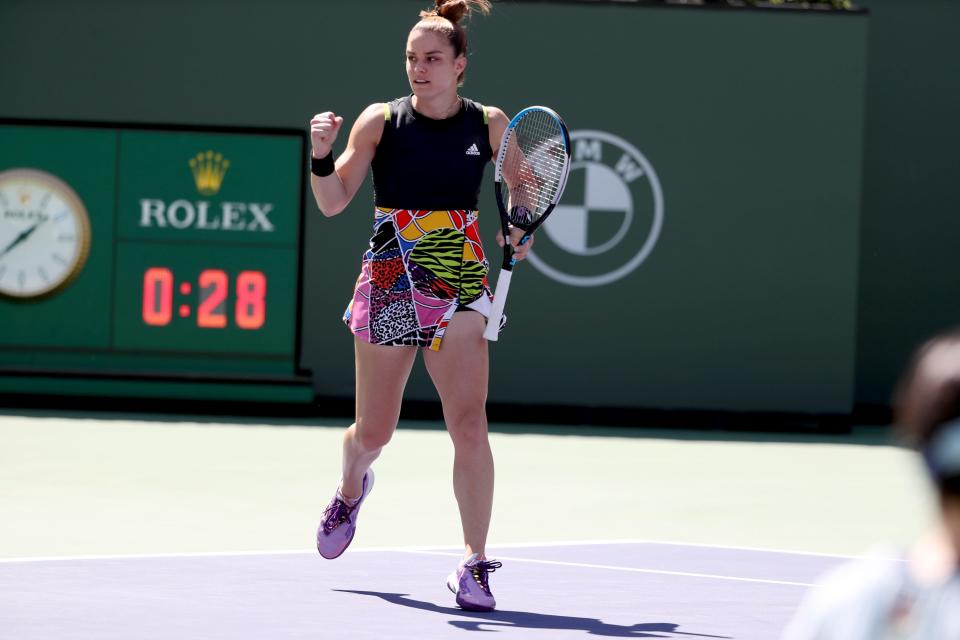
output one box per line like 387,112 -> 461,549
333,590 -> 732,638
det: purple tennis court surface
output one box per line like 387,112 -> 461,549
0,541 -> 847,639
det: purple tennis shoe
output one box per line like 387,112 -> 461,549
317,469 -> 374,559
446,553 -> 502,611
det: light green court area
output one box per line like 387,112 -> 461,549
0,411 -> 936,559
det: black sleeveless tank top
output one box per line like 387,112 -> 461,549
372,95 -> 493,210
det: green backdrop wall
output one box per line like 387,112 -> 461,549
0,0 -> 943,415
854,0 -> 960,408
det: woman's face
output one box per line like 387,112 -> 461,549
405,27 -> 466,99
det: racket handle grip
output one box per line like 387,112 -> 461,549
483,269 -> 513,342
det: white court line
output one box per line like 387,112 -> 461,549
0,544 -> 819,588
466,538 -> 862,560
0,537 -> 862,565
0,549 -> 315,564
399,549 -> 816,588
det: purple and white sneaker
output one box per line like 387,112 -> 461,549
316,469 -> 374,560
446,553 -> 502,611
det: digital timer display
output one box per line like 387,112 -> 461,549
112,242 -> 297,356
142,267 -> 266,329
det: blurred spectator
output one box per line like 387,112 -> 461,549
781,329 -> 960,639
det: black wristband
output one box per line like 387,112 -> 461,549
310,152 -> 335,177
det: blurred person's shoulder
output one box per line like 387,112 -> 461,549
781,545 -> 905,640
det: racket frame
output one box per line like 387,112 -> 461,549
484,106 -> 571,341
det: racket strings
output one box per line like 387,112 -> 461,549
501,111 -> 569,227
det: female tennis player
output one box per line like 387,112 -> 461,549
781,329 -> 960,638
308,0 -> 527,612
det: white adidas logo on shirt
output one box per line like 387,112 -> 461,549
465,143 -> 480,156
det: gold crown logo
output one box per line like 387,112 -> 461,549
189,150 -> 230,196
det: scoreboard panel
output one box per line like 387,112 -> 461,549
0,120 -> 311,403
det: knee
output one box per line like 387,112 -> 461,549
448,414 -> 490,451
352,420 -> 394,452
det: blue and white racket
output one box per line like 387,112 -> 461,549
484,106 -> 571,341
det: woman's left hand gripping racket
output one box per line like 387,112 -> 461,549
483,106 -> 571,341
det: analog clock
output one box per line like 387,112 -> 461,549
0,168 -> 92,300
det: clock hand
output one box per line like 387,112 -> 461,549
0,221 -> 44,260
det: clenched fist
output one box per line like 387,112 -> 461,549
310,112 -> 344,159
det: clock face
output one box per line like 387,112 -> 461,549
0,168 -> 91,300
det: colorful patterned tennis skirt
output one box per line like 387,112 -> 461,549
343,207 -> 494,350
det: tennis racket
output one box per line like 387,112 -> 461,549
483,106 -> 571,341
